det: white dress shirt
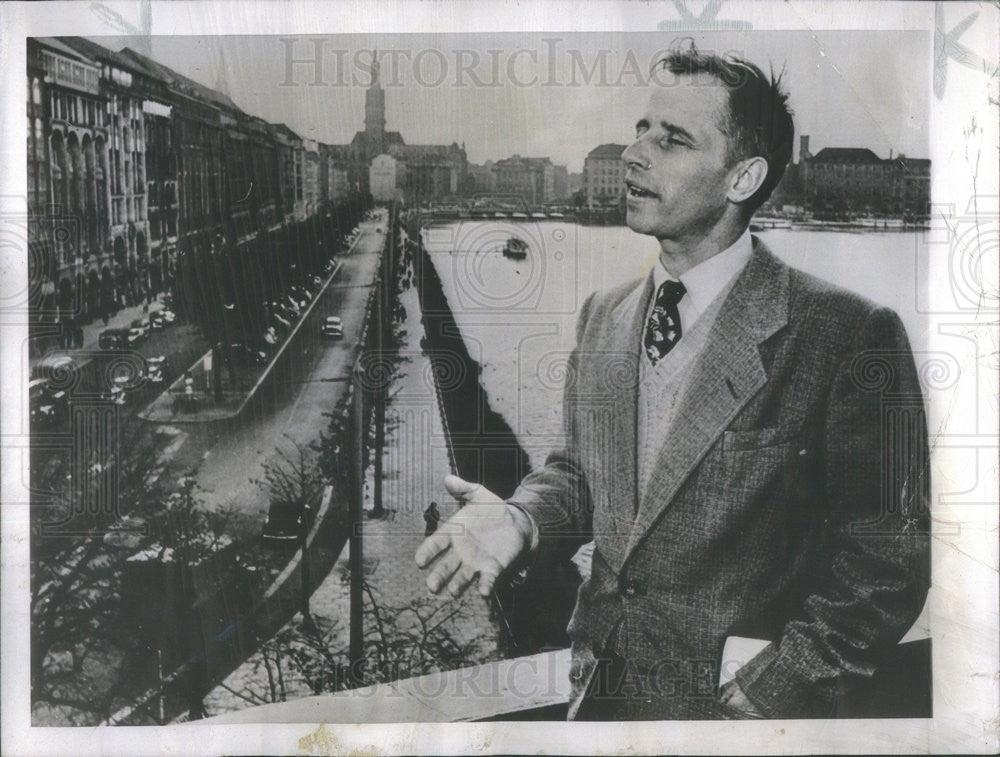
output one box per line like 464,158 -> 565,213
644,229 -> 754,357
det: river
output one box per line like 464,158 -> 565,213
422,220 -> 926,470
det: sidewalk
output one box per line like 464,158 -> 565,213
29,295 -> 164,370
202,272 -> 498,716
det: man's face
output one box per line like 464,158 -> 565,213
622,74 -> 737,244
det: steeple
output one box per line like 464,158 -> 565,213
371,48 -> 381,88
364,49 -> 386,159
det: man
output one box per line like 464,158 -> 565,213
415,46 -> 929,720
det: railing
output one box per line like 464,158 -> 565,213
203,648 -> 571,724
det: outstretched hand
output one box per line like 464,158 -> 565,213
414,475 -> 534,598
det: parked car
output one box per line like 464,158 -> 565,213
145,355 -> 167,383
101,375 -> 129,405
321,315 -> 343,339
230,343 -> 269,368
129,317 -> 150,343
149,309 -> 174,330
262,499 -> 315,545
29,378 -> 68,427
98,327 -> 132,350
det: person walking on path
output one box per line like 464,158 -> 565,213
423,501 -> 440,537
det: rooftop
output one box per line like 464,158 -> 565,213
586,143 -> 627,160
808,147 -> 882,163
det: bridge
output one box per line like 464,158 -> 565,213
411,201 -> 625,225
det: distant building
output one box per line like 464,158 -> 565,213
328,53 -> 468,202
788,136 -> 930,218
583,144 -> 626,207
369,154 -> 400,201
302,138 -> 321,217
552,165 -> 569,202
493,155 -> 554,205
567,172 -> 583,197
467,161 -> 496,194
272,123 -> 303,222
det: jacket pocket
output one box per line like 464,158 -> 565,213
722,426 -> 787,451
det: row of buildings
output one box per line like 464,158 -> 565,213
577,137 -> 930,218
28,36 -> 367,327
26,39 -> 487,330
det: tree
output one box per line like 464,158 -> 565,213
254,437 -> 327,629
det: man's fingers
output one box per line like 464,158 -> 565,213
443,474 -> 480,500
426,551 -> 461,594
476,564 -> 501,597
415,531 -> 450,568
447,566 -> 477,598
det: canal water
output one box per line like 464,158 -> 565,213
422,220 -> 926,470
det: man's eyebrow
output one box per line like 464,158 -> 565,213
633,118 -> 696,143
660,121 -> 695,142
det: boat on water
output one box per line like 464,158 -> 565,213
502,236 -> 529,259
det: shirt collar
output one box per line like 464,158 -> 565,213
652,230 -> 753,320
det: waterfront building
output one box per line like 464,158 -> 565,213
467,161 -> 497,194
552,165 -> 570,202
794,135 -> 931,218
583,143 -> 626,208
493,155 -> 555,205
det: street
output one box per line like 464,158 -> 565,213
155,209 -> 389,536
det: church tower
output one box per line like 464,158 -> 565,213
364,50 -> 386,160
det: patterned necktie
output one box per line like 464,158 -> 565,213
643,279 -> 686,365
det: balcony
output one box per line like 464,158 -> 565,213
204,648 -> 571,724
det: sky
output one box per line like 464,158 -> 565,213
89,30 -> 931,172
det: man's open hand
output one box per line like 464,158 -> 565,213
414,475 -> 534,598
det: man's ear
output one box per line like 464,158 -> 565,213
727,156 -> 769,204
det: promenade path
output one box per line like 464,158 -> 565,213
203,268 -> 498,716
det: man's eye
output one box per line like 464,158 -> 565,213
661,137 -> 685,148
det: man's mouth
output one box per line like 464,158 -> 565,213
626,181 -> 657,199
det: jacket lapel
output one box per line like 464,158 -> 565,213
592,274 -> 652,571
625,241 -> 790,560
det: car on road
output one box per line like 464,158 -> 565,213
101,375 -> 129,405
149,309 -> 175,330
29,378 -> 69,427
98,327 -> 133,350
145,355 -> 167,383
262,499 -> 315,545
321,315 -> 343,339
230,342 -> 269,368
129,317 -> 150,342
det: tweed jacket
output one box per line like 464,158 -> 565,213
508,238 -> 930,720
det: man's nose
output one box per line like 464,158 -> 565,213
622,140 -> 648,171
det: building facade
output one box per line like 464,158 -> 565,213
493,155 -> 554,205
328,52 -> 469,203
783,136 -> 931,219
583,143 -> 626,208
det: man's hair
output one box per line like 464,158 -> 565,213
655,43 -> 794,216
